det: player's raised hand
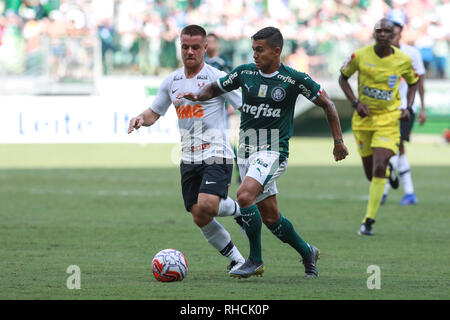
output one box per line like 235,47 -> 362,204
128,115 -> 144,134
177,92 -> 198,101
356,102 -> 370,118
333,142 -> 349,162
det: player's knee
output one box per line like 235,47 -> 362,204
191,214 -> 210,228
373,163 -> 386,178
262,215 -> 278,227
236,189 -> 256,208
260,207 -> 280,227
196,199 -> 218,217
190,209 -> 213,228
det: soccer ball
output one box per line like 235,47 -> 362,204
152,249 -> 188,282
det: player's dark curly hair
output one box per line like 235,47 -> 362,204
181,25 -> 207,40
251,27 -> 283,51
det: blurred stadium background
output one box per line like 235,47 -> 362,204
0,0 -> 449,144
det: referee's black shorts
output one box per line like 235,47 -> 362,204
400,111 -> 416,142
180,157 -> 233,212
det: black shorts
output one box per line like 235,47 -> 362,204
400,112 -> 416,142
180,158 -> 233,212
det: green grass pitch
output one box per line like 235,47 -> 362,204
1,136 -> 449,299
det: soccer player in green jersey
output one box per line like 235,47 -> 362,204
178,26 -> 348,278
205,33 -> 233,73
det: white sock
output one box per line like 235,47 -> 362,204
234,202 -> 241,217
217,197 -> 239,217
390,154 -> 399,171
384,180 -> 390,195
200,219 -> 244,263
398,154 -> 414,195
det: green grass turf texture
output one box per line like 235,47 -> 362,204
1,136 -> 449,300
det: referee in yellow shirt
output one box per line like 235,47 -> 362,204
338,18 -> 419,236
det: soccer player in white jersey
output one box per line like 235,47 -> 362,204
382,11 -> 426,205
128,25 -> 246,272
178,27 -> 348,278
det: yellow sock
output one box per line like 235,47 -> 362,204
363,177 -> 386,223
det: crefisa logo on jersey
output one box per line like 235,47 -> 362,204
271,87 -> 286,102
387,75 -> 398,88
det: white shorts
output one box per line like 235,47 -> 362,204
237,150 -> 288,203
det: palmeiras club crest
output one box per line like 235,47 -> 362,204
271,86 -> 286,102
270,87 -> 286,102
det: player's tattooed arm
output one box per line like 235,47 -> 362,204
177,82 -> 223,102
313,89 -> 349,161
313,90 -> 342,138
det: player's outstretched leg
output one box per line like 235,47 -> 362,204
267,213 -> 320,278
200,218 -> 245,272
229,204 -> 264,278
398,154 -> 418,205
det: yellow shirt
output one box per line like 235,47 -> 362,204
340,44 -> 419,129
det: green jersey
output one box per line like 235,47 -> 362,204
205,54 -> 233,73
217,63 -> 322,161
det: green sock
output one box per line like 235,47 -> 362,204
268,213 -> 311,259
240,204 -> 263,263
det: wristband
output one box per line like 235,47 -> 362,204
351,100 -> 359,109
334,139 -> 344,145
